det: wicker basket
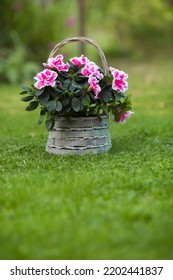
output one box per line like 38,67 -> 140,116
46,115 -> 111,155
46,37 -> 112,155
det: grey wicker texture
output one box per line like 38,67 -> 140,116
46,115 -> 112,155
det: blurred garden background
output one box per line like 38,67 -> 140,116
1,0 -> 173,83
0,0 -> 173,260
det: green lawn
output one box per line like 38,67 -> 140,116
0,57 -> 173,260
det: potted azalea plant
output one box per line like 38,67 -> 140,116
20,37 -> 133,155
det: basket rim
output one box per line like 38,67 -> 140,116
54,115 -> 109,121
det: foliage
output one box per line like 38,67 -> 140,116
0,0 -> 76,82
1,0 -> 173,83
87,0 -> 173,57
0,56 -> 173,259
0,32 -> 39,83
20,54 -> 133,131
0,0 -> 72,61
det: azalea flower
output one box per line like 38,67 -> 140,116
88,75 -> 101,98
81,62 -> 103,80
110,67 -> 128,92
70,55 -> 89,67
34,69 -> 58,89
43,55 -> 70,72
114,110 -> 134,123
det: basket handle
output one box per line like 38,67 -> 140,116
48,36 -> 109,75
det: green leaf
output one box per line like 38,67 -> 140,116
103,107 -> 108,114
34,88 -> 44,97
114,110 -> 120,122
71,81 -> 83,90
82,93 -> 90,106
99,108 -> 104,114
62,79 -> 71,90
65,103 -> 72,112
121,105 -> 132,112
60,72 -> 69,79
75,74 -> 88,81
21,95 -> 34,102
102,88 -> 113,102
38,111 -> 45,125
46,100 -> 57,112
45,118 -> 54,131
47,87 -> 57,98
19,90 -> 28,95
61,96 -> 71,106
115,94 -> 121,102
54,87 -> 63,93
39,92 -> 50,104
90,103 -> 96,108
20,84 -> 31,91
25,101 -> 39,111
40,109 -> 46,116
72,97 -> 81,112
56,101 -> 62,112
120,91 -> 126,98
73,90 -> 81,97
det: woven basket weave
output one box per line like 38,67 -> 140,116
46,37 -> 112,155
46,115 -> 111,155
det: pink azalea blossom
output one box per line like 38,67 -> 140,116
88,75 -> 101,98
43,55 -> 70,72
34,69 -> 58,89
81,62 -> 103,80
70,55 -> 89,67
110,67 -> 128,92
114,110 -> 134,123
